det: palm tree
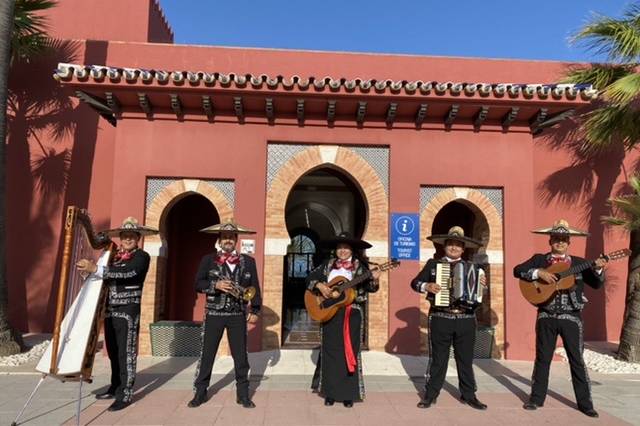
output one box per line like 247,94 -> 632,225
0,0 -> 57,356
603,176 -> 640,362
565,3 -> 640,362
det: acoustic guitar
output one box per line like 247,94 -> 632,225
304,259 -> 400,322
519,249 -> 630,306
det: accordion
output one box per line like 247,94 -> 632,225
434,261 -> 484,309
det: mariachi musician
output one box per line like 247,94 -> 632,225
188,219 -> 262,409
410,226 -> 488,410
76,217 -> 158,411
305,232 -> 380,408
514,219 -> 606,418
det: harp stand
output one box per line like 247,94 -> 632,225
11,373 -> 90,426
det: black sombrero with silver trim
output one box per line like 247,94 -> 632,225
200,219 -> 256,235
427,226 -> 482,248
532,219 -> 589,237
103,217 -> 159,237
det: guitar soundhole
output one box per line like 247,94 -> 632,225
320,292 -> 346,309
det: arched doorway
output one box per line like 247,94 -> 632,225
431,200 -> 491,326
164,193 -> 219,321
281,167 -> 367,347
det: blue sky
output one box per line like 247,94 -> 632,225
160,0 -> 635,62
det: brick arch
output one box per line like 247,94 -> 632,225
137,179 -> 234,355
419,187 -> 505,358
263,145 -> 389,350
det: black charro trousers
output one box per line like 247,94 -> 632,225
425,313 -> 477,401
530,312 -> 593,411
104,304 -> 141,403
193,313 -> 250,400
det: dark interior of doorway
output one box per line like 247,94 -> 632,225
164,193 -> 218,322
431,200 -> 491,326
282,167 -> 368,348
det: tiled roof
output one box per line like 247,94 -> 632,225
54,63 -> 598,101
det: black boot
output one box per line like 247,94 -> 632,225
324,397 -> 335,406
460,396 -> 487,410
523,400 -> 543,410
343,400 -> 353,408
95,389 -> 115,400
417,396 -> 437,408
236,398 -> 256,408
107,400 -> 131,412
187,392 -> 208,408
580,408 -> 599,418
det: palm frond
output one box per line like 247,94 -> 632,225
629,174 -> 640,195
12,0 -> 57,61
609,196 -> 640,217
603,173 -> 640,231
571,3 -> 640,63
579,105 -> 640,153
602,215 -> 631,227
604,71 -> 640,104
563,64 -> 634,90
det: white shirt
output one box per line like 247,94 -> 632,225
328,257 -> 353,282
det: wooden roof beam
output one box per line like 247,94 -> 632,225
502,106 -> 520,129
265,97 -> 275,122
297,99 -> 305,125
233,96 -> 244,122
415,103 -> 428,126
473,106 -> 490,130
529,107 -> 548,133
327,100 -> 336,123
386,102 -> 398,126
137,93 -> 152,117
105,92 -> 120,113
170,94 -> 183,118
202,95 -> 214,120
445,104 -> 459,127
356,101 -> 367,125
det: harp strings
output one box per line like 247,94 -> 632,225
65,221 -> 94,314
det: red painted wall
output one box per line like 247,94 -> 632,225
45,0 -> 172,43
7,2 -> 636,359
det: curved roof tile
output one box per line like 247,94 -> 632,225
54,63 -> 599,101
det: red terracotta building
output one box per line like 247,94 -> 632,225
6,0 -> 634,360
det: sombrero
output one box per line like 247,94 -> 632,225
200,218 -> 256,235
320,231 -> 372,250
103,217 -> 159,237
427,226 -> 482,248
532,219 -> 589,237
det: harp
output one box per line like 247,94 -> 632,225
36,206 -> 114,380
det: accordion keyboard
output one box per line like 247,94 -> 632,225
434,262 -> 451,307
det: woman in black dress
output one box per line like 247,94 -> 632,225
306,232 -> 380,407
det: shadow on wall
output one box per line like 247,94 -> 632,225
385,306 -> 426,356
535,98 -> 630,340
7,39 -> 109,332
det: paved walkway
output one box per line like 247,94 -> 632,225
1,347 -> 639,425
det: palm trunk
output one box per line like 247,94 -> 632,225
0,0 -> 23,356
618,229 -> 640,362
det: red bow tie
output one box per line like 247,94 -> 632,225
114,248 -> 135,262
217,252 -> 240,265
549,256 -> 570,265
334,259 -> 354,270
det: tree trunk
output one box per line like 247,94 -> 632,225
618,229 -> 640,362
0,0 -> 23,356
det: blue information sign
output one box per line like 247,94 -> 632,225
390,213 -> 420,260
